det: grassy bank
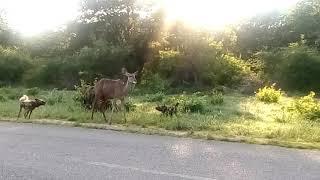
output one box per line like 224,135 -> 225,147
1,87 -> 320,149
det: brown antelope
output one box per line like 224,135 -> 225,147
91,68 -> 137,124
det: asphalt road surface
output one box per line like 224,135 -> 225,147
0,122 -> 319,180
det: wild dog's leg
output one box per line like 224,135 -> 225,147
24,110 -> 29,119
28,110 -> 33,119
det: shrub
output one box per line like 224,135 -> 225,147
293,91 -> 320,121
184,98 -> 205,113
144,92 -> 165,102
27,87 -> 40,96
5,88 -> 24,100
166,94 -> 206,113
255,84 -> 283,103
47,89 -> 63,105
210,92 -> 224,105
258,45 -> 320,91
73,79 -> 93,108
26,58 -> 80,89
280,47 -> 320,91
0,95 -> 7,102
198,54 -> 251,87
140,73 -> 170,93
0,46 -> 31,85
124,99 -> 136,112
144,47 -> 252,88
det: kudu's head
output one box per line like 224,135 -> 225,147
121,68 -> 137,85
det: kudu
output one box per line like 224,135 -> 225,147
91,68 -> 137,124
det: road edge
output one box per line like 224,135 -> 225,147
1,117 -> 319,150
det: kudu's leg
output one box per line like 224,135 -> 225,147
17,106 -> 22,120
102,112 -> 107,123
109,100 -> 115,125
121,98 -> 126,123
91,98 -> 96,120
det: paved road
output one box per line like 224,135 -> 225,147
0,122 -> 319,180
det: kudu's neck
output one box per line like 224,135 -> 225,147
120,76 -> 131,95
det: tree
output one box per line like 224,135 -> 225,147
288,0 -> 320,48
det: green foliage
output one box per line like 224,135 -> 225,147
77,42 -> 132,78
289,0 -> 320,48
280,46 -> 320,91
255,84 -> 283,103
145,47 -> 251,88
47,89 -> 63,105
209,92 -> 224,105
0,95 -> 7,102
183,98 -> 205,113
215,55 -> 250,86
27,87 -> 40,96
166,94 -> 206,113
24,43 -> 134,89
157,50 -> 181,78
0,46 -> 31,85
140,73 -> 170,93
1,88 -> 25,100
73,79 -> 93,108
144,92 -> 165,102
23,57 -> 80,89
124,100 -> 137,112
258,45 -> 320,91
293,91 -> 320,121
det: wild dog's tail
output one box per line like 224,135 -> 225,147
19,95 -> 29,102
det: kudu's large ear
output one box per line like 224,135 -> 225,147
121,67 -> 127,74
134,71 -> 138,75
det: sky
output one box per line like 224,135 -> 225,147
0,0 -> 300,36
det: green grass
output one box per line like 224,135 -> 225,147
1,87 -> 320,149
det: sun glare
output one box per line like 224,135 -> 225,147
161,0 -> 299,29
1,0 -> 80,36
0,0 -> 299,36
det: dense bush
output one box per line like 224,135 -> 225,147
255,84 -> 283,103
26,87 -> 40,96
209,92 -> 224,105
21,42 -> 137,89
124,99 -> 137,112
73,79 -> 94,109
165,94 -> 206,114
140,73 -> 170,93
258,45 -> 320,91
76,41 -> 133,79
0,46 -> 31,85
144,92 -> 165,102
47,89 -> 63,105
293,91 -> 320,121
143,47 -> 252,89
0,95 -> 7,102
